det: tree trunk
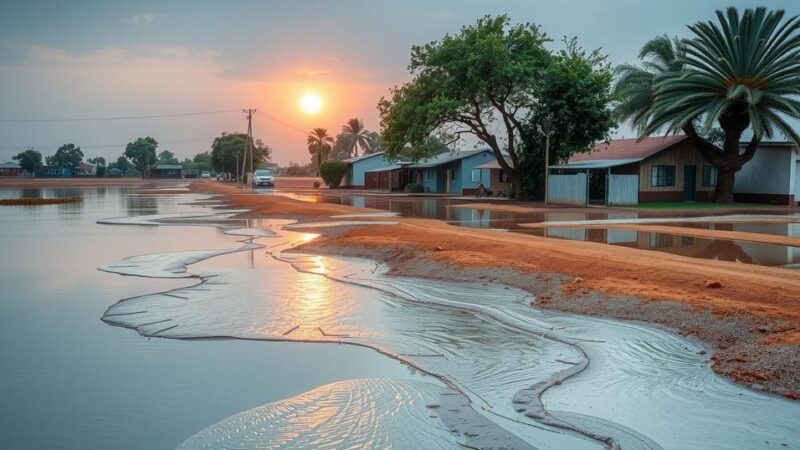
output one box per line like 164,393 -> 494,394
713,166 -> 736,203
510,170 -> 522,200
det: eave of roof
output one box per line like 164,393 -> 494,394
550,158 -> 643,170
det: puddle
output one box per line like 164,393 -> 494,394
524,227 -> 800,268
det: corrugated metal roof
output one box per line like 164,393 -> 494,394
365,164 -> 407,173
474,158 -> 513,170
409,149 -> 491,168
0,161 -> 21,168
155,164 -> 183,170
549,159 -> 643,170
569,135 -> 688,163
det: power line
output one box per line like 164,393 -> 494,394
0,109 -> 241,123
0,137 -> 218,152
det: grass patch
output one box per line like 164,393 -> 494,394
632,201 -> 766,210
0,197 -> 82,206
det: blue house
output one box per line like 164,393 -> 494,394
343,152 -> 408,188
408,149 -> 497,194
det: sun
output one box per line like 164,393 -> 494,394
300,93 -> 323,115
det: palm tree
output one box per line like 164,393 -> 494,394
641,7 -> 800,202
364,131 -> 381,155
340,118 -> 371,158
613,35 -> 684,134
306,128 -> 334,175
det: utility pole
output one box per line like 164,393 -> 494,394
542,118 -> 554,205
242,108 -> 257,187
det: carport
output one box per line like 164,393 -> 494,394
547,159 -> 640,206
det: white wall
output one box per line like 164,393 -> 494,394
735,146 -> 795,195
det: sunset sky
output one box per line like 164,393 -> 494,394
0,0 -> 795,166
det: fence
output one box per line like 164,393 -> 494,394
547,173 -> 587,205
607,174 -> 639,205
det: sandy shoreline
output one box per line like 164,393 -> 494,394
192,181 -> 800,399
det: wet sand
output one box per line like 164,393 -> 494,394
192,181 -> 800,399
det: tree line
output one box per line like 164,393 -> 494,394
12,132 -> 272,178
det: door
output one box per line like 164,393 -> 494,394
445,169 -> 452,193
683,165 -> 696,202
794,161 -> 800,203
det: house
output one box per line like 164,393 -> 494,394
147,164 -> 183,178
36,166 -> 73,177
343,152 -> 408,188
106,168 -> 124,177
75,162 -> 96,176
0,161 -> 22,177
549,135 -> 719,205
734,141 -> 800,205
408,149 -> 497,194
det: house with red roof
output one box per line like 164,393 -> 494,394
549,135 -> 720,205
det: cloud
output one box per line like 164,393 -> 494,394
125,13 -> 165,26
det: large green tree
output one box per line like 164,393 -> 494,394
47,144 -> 84,170
520,40 -> 616,199
13,148 -> 42,175
378,15 -> 552,196
210,132 -> 271,176
124,137 -> 158,177
635,7 -> 800,202
306,128 -> 334,175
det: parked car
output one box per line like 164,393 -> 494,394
254,169 -> 275,187
201,171 -> 211,179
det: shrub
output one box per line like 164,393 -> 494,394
312,180 -> 321,188
404,183 -> 424,193
319,160 -> 347,188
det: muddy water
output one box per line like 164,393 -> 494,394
98,204 -> 799,449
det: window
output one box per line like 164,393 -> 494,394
426,170 -> 431,181
471,169 -> 480,182
499,171 -> 510,182
703,166 -> 718,186
650,165 -> 676,187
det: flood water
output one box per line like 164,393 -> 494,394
2,186 -> 799,449
0,187 -> 425,450
274,189 -> 800,269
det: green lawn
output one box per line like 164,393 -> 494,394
632,201 -> 767,210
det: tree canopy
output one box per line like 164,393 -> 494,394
519,40 -> 616,199
210,132 -> 271,175
378,15 -> 614,197
13,148 -> 42,174
47,144 -> 84,170
157,150 -> 179,165
124,137 -> 158,176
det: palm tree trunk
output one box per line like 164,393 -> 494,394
714,166 -> 736,203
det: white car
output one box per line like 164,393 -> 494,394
254,169 -> 275,187
200,171 -> 211,179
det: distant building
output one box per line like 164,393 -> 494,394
75,162 -> 96,176
36,166 -> 73,178
146,164 -> 184,178
106,168 -> 124,177
0,161 -> 22,177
